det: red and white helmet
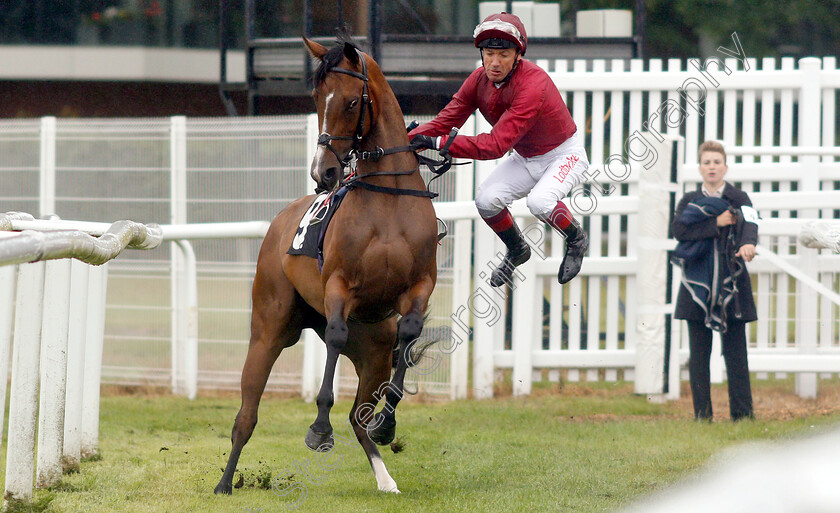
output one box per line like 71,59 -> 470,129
473,12 -> 528,55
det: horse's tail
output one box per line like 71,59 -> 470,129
402,337 -> 438,369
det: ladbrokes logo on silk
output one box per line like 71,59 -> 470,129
553,154 -> 580,184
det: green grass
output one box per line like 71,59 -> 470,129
9,380 -> 840,513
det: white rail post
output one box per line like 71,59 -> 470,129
449,116 -> 475,400
35,259 -> 70,488
470,213 -> 499,399
81,263 -> 109,458
170,115 -> 188,396
795,57 -> 822,399
174,241 -> 199,400
0,266 -> 16,449
39,116 -> 57,217
4,261 -> 46,502
63,259 -> 90,470
35,259 -> 72,488
818,57 -> 837,368
512,222 -> 537,397
667,265 -> 683,400
472,115 -> 502,399
635,135 -> 683,397
301,329 -> 322,402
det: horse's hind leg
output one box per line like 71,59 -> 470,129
214,272 -> 302,495
215,339 -> 285,494
368,279 -> 434,445
366,312 -> 421,445
368,280 -> 431,446
305,278 -> 350,451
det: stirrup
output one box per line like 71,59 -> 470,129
436,217 -> 448,242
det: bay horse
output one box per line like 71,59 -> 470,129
214,34 -> 438,495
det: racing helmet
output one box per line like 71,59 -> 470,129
473,12 -> 527,55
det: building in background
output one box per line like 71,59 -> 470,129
1,0 -> 247,117
0,0 -> 642,117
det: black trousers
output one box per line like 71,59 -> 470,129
687,320 -> 754,421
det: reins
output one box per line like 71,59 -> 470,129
317,49 -> 462,198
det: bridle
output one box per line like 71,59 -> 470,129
316,48 -> 456,198
316,48 -> 375,172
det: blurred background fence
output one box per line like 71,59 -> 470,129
2,56 -> 839,400
2,114 -> 458,399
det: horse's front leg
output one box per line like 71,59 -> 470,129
347,328 -> 401,493
369,277 -> 433,446
305,278 -> 350,451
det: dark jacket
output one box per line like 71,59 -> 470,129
672,183 -> 758,324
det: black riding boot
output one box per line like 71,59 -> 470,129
489,224 -> 531,287
558,218 -> 588,284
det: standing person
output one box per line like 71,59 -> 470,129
408,12 -> 589,287
672,141 -> 758,421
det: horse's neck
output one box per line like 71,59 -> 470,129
360,109 -> 422,186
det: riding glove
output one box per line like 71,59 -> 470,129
410,135 -> 441,151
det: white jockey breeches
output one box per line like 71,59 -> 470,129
474,130 -> 589,219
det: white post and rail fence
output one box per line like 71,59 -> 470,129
3,146 -> 839,404
0,213 -> 281,500
0,56 -> 838,426
0,212 -> 162,501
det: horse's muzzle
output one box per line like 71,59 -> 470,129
311,145 -> 341,191
312,165 -> 338,192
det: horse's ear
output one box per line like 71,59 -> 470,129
303,37 -> 327,61
343,42 -> 359,66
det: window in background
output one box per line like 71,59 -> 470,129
0,0 -> 246,49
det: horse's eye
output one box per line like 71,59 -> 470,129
347,98 -> 359,111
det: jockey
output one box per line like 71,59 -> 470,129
409,12 -> 590,287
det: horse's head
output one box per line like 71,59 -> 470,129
304,36 -> 376,192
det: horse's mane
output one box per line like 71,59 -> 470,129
313,29 -> 362,87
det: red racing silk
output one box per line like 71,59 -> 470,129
409,59 -> 576,160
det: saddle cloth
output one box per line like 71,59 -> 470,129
287,188 -> 348,271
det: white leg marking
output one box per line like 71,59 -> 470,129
370,454 -> 400,493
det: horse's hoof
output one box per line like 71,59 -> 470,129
305,426 -> 334,451
214,482 -> 232,495
367,413 -> 396,446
